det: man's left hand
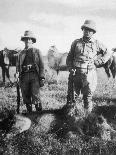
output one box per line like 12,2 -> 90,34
39,79 -> 45,87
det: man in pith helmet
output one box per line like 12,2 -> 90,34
66,20 -> 112,114
17,30 -> 45,113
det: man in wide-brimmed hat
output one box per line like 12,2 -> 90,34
66,20 -> 112,114
17,30 -> 45,113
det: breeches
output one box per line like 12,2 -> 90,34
73,69 -> 97,108
20,72 -> 41,106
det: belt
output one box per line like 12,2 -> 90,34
22,64 -> 35,72
76,67 -> 94,70
74,61 -> 95,69
74,67 -> 95,74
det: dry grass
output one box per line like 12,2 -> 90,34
0,67 -> 116,154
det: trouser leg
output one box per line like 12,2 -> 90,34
73,75 -> 82,97
31,74 -> 42,112
82,69 -> 97,113
20,78 -> 32,113
67,73 -> 79,105
73,73 -> 82,104
82,89 -> 93,113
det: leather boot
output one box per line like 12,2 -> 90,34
35,103 -> 42,112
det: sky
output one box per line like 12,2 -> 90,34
0,0 -> 116,55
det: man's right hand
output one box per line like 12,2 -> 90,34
39,78 -> 45,87
69,68 -> 76,75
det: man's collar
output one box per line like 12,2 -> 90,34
82,37 -> 95,43
24,47 -> 33,51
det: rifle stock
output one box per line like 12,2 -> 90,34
67,70 -> 75,105
16,78 -> 20,114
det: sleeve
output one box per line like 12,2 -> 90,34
66,40 -> 77,68
37,50 -> 45,79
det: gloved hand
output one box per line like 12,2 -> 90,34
39,78 -> 45,87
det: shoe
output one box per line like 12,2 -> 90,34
35,104 -> 42,112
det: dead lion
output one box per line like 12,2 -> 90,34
0,105 -> 116,141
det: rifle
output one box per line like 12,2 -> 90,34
17,80 -> 20,114
67,69 -> 76,105
15,73 -> 20,114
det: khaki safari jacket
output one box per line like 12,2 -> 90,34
66,38 -> 112,69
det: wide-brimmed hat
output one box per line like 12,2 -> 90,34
81,20 -> 96,33
21,30 -> 36,43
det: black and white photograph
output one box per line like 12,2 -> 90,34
0,0 -> 116,154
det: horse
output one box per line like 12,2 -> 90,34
0,48 -> 20,84
103,48 -> 116,79
0,49 -> 11,84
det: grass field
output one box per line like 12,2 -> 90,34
0,67 -> 116,155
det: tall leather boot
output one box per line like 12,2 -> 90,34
35,103 -> 42,112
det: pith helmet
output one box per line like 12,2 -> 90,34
81,20 -> 96,33
21,30 -> 36,43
